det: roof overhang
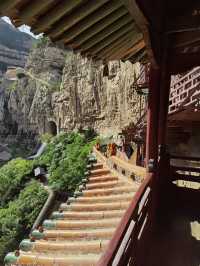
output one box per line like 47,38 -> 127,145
0,0 -> 149,64
1,0 -> 200,74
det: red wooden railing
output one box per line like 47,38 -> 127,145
97,173 -> 153,266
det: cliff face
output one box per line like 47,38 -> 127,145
0,41 -> 145,138
53,52 -> 145,135
0,19 -> 34,72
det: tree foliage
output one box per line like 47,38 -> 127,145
0,158 -> 34,207
35,132 -> 95,192
0,181 -> 48,262
0,132 -> 95,263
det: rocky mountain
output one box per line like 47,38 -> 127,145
0,39 -> 146,139
0,18 -> 34,72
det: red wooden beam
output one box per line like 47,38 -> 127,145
145,65 -> 161,170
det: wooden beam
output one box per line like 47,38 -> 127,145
97,32 -> 140,59
96,31 -> 139,58
13,0 -> 55,26
107,39 -> 145,61
123,40 -> 145,60
76,15 -> 133,51
168,51 -> 200,75
32,0 -> 84,34
171,31 -> 200,48
166,3 -> 200,34
82,22 -> 135,56
124,0 -> 157,67
106,43 -> 138,61
70,8 -> 128,48
146,66 -> 161,167
100,34 -> 143,60
46,0 -> 109,38
58,4 -> 126,43
0,0 -> 21,13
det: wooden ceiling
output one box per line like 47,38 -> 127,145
0,0 -> 200,74
0,0 -> 147,64
138,0 -> 200,74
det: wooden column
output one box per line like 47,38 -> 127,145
158,68 -> 171,147
145,65 -> 161,171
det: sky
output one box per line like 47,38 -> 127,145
2,16 -> 39,38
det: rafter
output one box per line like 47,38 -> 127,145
67,8 -> 128,49
75,15 -> 133,52
82,22 -> 135,56
124,0 -> 157,67
58,4 -> 126,43
32,0 -> 84,34
171,31 -> 200,48
47,0 -> 109,38
108,39 -> 145,60
105,41 -> 137,61
0,0 -> 21,13
13,0 -> 55,26
166,2 -> 200,33
98,32 -> 141,57
97,31 -> 141,58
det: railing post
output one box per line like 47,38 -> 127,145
145,65 -> 161,171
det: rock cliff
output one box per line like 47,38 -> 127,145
0,40 -> 146,138
0,18 -> 34,72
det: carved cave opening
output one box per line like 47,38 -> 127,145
47,121 -> 57,136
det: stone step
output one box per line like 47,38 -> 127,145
88,175 -> 118,183
90,169 -> 110,177
51,210 -> 125,220
31,228 -> 115,240
70,192 -> 135,204
20,239 -> 109,254
85,180 -> 123,190
91,163 -> 103,170
5,253 -> 99,266
60,201 -> 130,212
43,218 -> 120,230
83,185 -> 139,197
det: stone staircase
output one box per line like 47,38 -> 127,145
5,156 -> 140,266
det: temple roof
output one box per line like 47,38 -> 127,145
0,0 -> 147,64
1,0 -> 200,73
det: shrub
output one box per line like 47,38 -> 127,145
0,181 -> 48,262
35,132 -> 95,193
32,36 -> 49,49
39,133 -> 53,143
0,159 -> 34,207
0,132 -> 95,263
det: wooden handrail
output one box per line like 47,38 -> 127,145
172,172 -> 200,183
172,165 -> 200,173
110,156 -> 146,178
97,173 -> 153,266
171,154 -> 200,161
93,147 -> 146,178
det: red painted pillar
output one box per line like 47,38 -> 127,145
145,65 -> 161,171
158,72 -> 171,146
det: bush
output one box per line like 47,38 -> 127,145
0,132 -> 95,263
35,132 -> 95,192
0,181 -> 48,262
0,159 -> 34,207
32,36 -> 49,49
39,133 -> 53,143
